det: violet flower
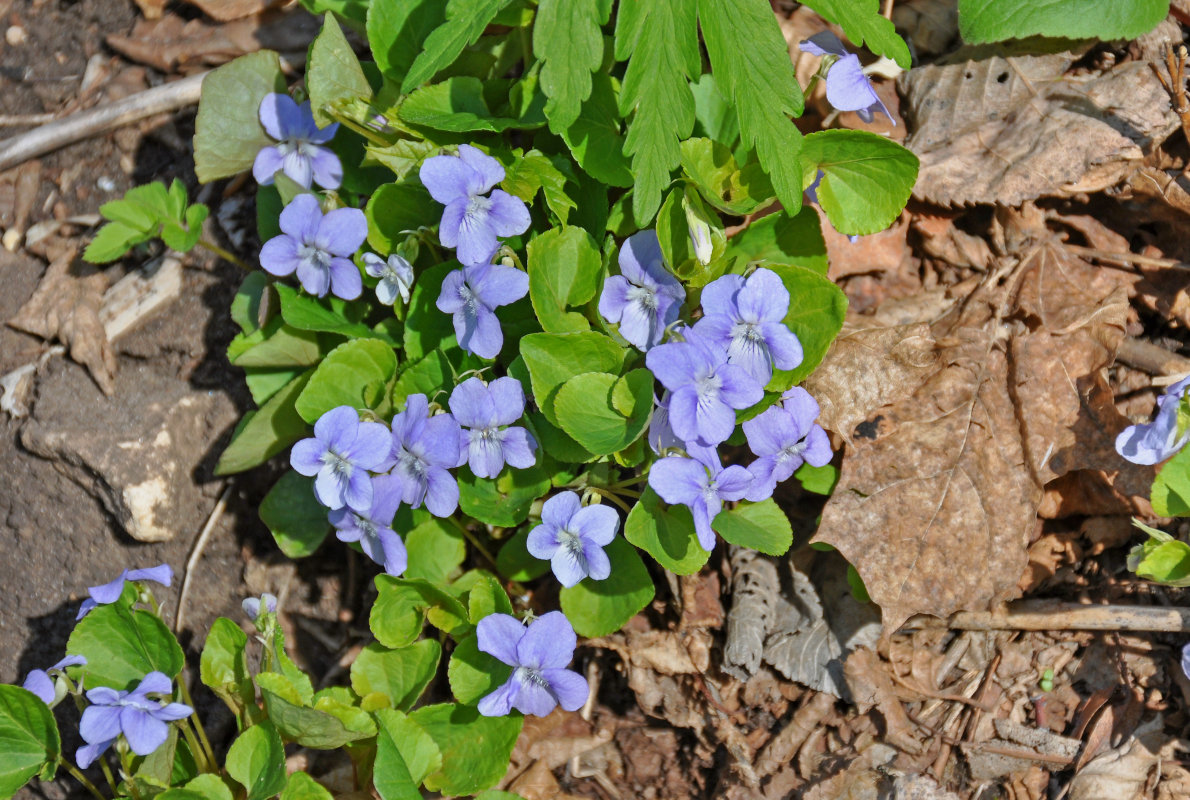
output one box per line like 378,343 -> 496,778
388,393 -> 462,517
253,93 -> 342,189
419,144 -> 531,266
648,391 -> 683,455
645,328 -> 764,446
76,672 -> 193,769
742,386 -> 833,501
799,32 -> 893,124
436,262 -> 529,359
526,492 -> 619,587
363,252 -> 414,306
23,655 -> 86,706
76,564 -> 173,620
260,194 -> 367,300
330,474 -> 407,576
476,612 -> 589,717
1116,376 -> 1190,465
242,593 -> 277,620
648,449 -> 752,551
598,230 -> 685,351
693,268 -> 803,386
1182,642 -> 1190,682
449,377 -> 537,478
290,405 -> 392,512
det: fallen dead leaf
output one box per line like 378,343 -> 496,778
823,210 -> 911,280
843,648 -> 923,754
912,212 -> 993,271
106,12 -> 318,72
131,0 -> 165,19
184,0 -> 280,21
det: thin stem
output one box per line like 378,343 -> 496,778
607,473 -> 650,489
196,238 -> 251,271
62,761 -> 107,800
179,719 -> 213,774
97,759 -> 119,797
587,487 -> 632,514
176,679 -> 217,769
119,751 -> 142,800
613,487 -> 641,499
448,517 -> 500,570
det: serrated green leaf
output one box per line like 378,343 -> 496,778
527,226 -> 602,333
560,537 -> 655,636
458,463 -> 551,528
84,221 -> 149,263
194,51 -> 287,183
554,370 -> 652,456
226,723 -> 286,800
615,0 -> 699,224
294,338 -> 397,423
350,640 -> 441,711
409,704 -> 522,796
801,129 -> 918,236
274,284 -> 375,339
725,206 -> 828,275
625,487 -> 710,574
501,150 -> 576,225
800,0 -> 911,67
367,0 -> 446,85
215,370 -> 313,475
562,73 -> 633,188
401,0 -> 513,92
521,331 -> 629,425
371,576 -> 471,648
308,13 -> 373,127
712,499 -> 793,555
374,708 -> 442,800
535,0 -> 607,133
958,0 -> 1168,43
698,0 -> 804,214
466,574 -> 513,623
0,686 -> 60,799
689,73 -> 739,147
67,603 -> 184,689
259,470 -> 332,558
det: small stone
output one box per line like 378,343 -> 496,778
96,176 -> 116,193
5,26 -> 26,46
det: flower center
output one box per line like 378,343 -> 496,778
396,446 -> 427,479
557,527 -> 586,561
322,448 -> 352,478
465,194 -> 492,222
458,281 -> 481,316
626,284 -> 659,311
694,372 -> 722,403
514,665 -> 549,689
298,243 -> 332,271
355,514 -> 379,540
777,440 -> 806,466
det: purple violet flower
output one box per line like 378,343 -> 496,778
76,564 -> 173,620
598,230 -> 685,351
388,393 -> 462,517
799,32 -> 893,125
260,194 -> 367,300
742,387 -> 833,501
253,93 -> 342,189
526,492 -> 619,587
449,377 -> 537,478
1182,642 -> 1190,682
242,593 -> 277,620
436,262 -> 529,359
476,611 -> 589,717
1116,376 -> 1190,465
330,474 -> 407,576
648,449 -> 752,551
23,655 -> 86,706
648,391 -> 683,454
76,671 -> 193,769
645,328 -> 764,446
363,252 -> 414,306
693,268 -> 803,386
419,144 -> 531,266
290,405 -> 392,512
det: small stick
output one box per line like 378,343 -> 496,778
175,484 -> 231,634
0,113 -> 56,127
1115,337 -> 1190,378
904,601 -> 1190,633
1064,243 -> 1190,271
0,72 -> 206,172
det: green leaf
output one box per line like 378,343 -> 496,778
199,618 -> 253,715
615,0 -> 699,224
256,673 -> 365,749
560,537 -> 655,636
689,74 -> 739,147
404,518 -> 466,582
458,463 -> 552,528
295,338 -> 397,423
800,129 -> 918,236
554,370 -> 652,456
392,351 -> 453,407
795,462 -> 839,496
231,322 -> 326,368
215,370 -> 313,476
350,640 -> 441,711
84,221 -> 148,263
399,77 -> 523,132
698,0 -> 804,214
157,775 -> 235,800
1153,445 -> 1190,517
279,774 -> 331,800
231,272 -> 269,335
527,226 -> 602,334
371,576 -> 471,648
308,13 -> 373,127
501,150 -> 576,225
561,73 -> 633,188
401,0 -> 513,92
799,0 -> 911,67
958,0 -> 1168,43
655,186 -> 728,287
300,0 -> 369,28
465,573 -> 513,623
1134,539 -> 1190,586
535,0 -> 607,133
725,206 -> 828,275
226,723 -> 287,800
365,180 -> 438,254
0,686 -> 59,798
259,471 -> 332,558
67,603 -> 184,689
403,263 -> 460,360
680,137 -> 775,216
243,366 -> 307,406
496,527 -> 551,581
766,262 -> 847,388
194,51 -> 286,183
625,487 -> 710,574
712,499 -> 793,555
275,284 -> 376,339
448,632 -> 511,704
409,704 -> 522,796
374,708 -> 442,800
367,0 -> 446,85
521,331 -> 629,425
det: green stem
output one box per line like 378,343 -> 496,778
613,487 -> 641,499
196,238 -> 251,271
119,751 -> 142,800
176,679 -> 218,770
607,473 -> 650,489
179,718 -> 213,774
587,487 -> 632,514
97,759 -> 119,797
62,760 -> 107,800
448,517 -> 500,570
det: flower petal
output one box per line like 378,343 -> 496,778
617,292 -> 661,351
484,190 -> 531,237
551,547 -> 589,588
699,273 -> 744,319
570,504 -> 619,546
252,146 -> 285,185
290,437 -> 326,476
457,144 -> 505,193
278,193 -> 322,240
125,565 -> 173,589
468,430 -> 506,479
472,263 -> 529,309
477,677 -> 519,717
134,671 -> 174,698
420,154 -> 475,205
436,268 -> 466,314
665,385 -> 702,444
76,740 -> 113,770
477,613 -> 526,666
423,467 -> 460,517
22,671 -> 53,704
315,466 -> 348,509
499,427 -> 537,469
526,522 -> 561,559
259,234 -> 300,277
743,406 -> 794,457
150,702 -> 194,722
511,674 -> 559,717
648,457 -> 705,506
744,457 -> 778,502
316,208 -> 368,255
296,257 -> 331,297
738,267 -> 789,322
693,395 -> 737,445
259,92 -> 302,140
824,53 -> 882,114
580,539 -> 611,581
487,377 -> 527,426
542,668 -> 589,712
328,257 -> 362,301
598,275 -> 630,324
645,342 -> 701,393
344,421 -> 392,469
377,528 -> 409,576
761,322 -> 804,372
618,229 -> 664,287
802,425 -> 833,467
343,467 -> 374,512
716,465 -> 753,500
541,491 -> 581,529
281,151 -> 313,189
87,572 -> 129,605
308,146 -> 343,190
692,497 -> 717,551
314,406 -> 359,447
79,704 -> 123,745
455,216 -> 500,267
799,31 -> 848,57
517,611 -> 576,669
717,364 -> 764,410
449,377 -> 497,429
120,708 -> 170,756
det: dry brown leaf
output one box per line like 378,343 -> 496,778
131,0 -> 166,19
900,54 -> 1178,207
823,210 -> 911,280
106,13 -> 317,72
183,0 -> 279,21
8,249 -> 114,395
843,648 -> 923,754
912,212 -> 994,271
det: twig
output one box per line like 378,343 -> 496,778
1064,243 -> 1190,271
0,72 -> 205,172
1115,337 -> 1190,378
0,112 -> 56,127
175,484 -> 231,634
905,600 -> 1190,633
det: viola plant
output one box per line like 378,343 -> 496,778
5,1 -> 930,798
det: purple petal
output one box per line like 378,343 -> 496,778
761,323 -> 804,372
1182,643 -> 1190,682
378,528 -> 409,576
692,314 -> 734,354
598,275 -> 630,323
618,229 -> 664,287
473,264 -> 529,309
551,547 -> 589,588
694,396 -> 737,445
134,672 -> 173,697
291,438 -> 326,476
738,268 -> 789,322
328,257 -> 362,300
477,613 -> 527,666
281,152 -> 314,189
420,154 -> 476,205
450,377 -> 497,429
692,497 -> 717,551
478,678 -> 519,717
666,385 -> 702,444
468,431 -> 506,479
570,504 -> 619,546
421,415 -> 464,467
824,54 -> 883,114
717,364 -> 764,410
455,216 -> 501,268
699,274 -> 744,319
781,387 -> 821,436
436,268 -> 467,314
51,655 -> 86,670
648,457 -> 705,506
744,457 -> 778,502
85,687 -> 121,705
580,539 -> 611,581
517,611 -> 576,669
75,599 -> 97,620
315,466 -> 348,509
76,740 -> 113,770
526,522 -> 561,559
617,293 -> 661,351
800,31 -> 849,57
87,571 -> 130,605
716,465 -> 753,500
279,194 -> 322,241
314,406 -> 359,447
150,702 -> 194,722
438,200 -> 466,250
485,190 -> 531,237
253,146 -> 285,185
541,491 -> 581,529
543,668 -> 589,712
259,234 -> 300,277
259,93 -> 302,140
308,147 -> 343,190
511,674 -> 559,717
316,208 -> 368,256
645,342 -> 702,392
344,421 -> 393,469
803,426 -> 833,467
488,377 -> 527,426
456,303 -> 504,359
343,467 -> 374,512
125,565 -> 173,588
22,671 -> 54,704
369,474 -> 403,526
457,144 -> 504,192
296,258 -> 331,297
120,708 -> 170,756
303,108 -> 338,143
743,406 -> 796,457
423,468 -> 459,517
79,704 -> 123,745
499,427 -> 537,469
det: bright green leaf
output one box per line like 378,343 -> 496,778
766,262 -> 847,388
625,487 -> 710,574
958,0 -> 1168,43
458,463 -> 552,528
367,0 -> 446,85
800,0 -> 911,67
374,708 -> 442,800
521,331 -> 629,425
226,723 -> 286,800
404,518 -> 466,583
401,0 -> 513,92
448,633 -> 511,705
194,51 -> 287,183
259,470 -> 332,558
553,370 -> 653,456
409,704 -> 522,797
535,0 -> 607,133
308,14 -> 373,127
67,603 -> 185,689
279,773 -> 331,800
1153,445 -> 1190,517
215,370 -> 312,476
712,499 -> 793,556
527,226 -> 603,333
800,129 -> 918,236
350,640 -> 441,711
294,338 -> 397,423
560,537 -> 655,636
0,686 -> 59,799
561,73 -> 633,188
679,137 -> 775,216
725,206 -> 828,276
199,618 -> 254,717
274,284 -> 376,339
371,576 -> 471,649
365,180 -> 438,256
